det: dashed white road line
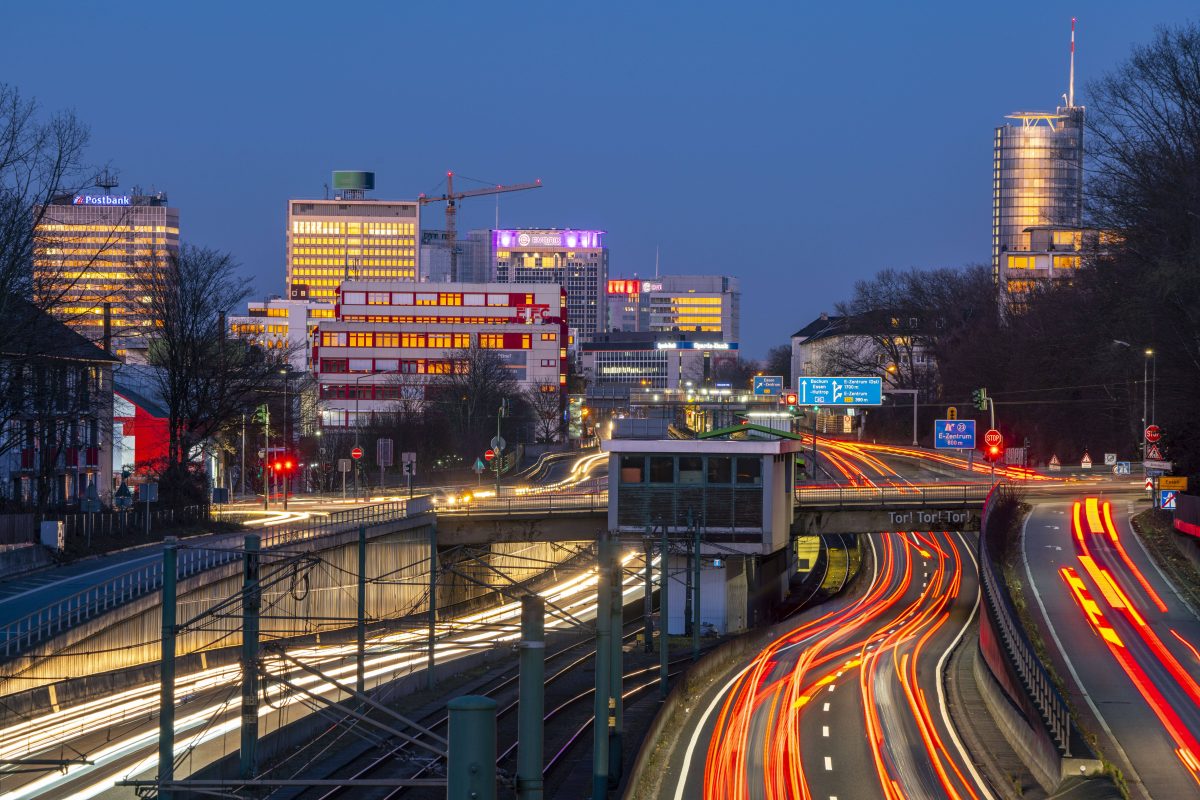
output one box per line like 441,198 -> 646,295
823,702 -> 830,711
824,756 -> 833,771
822,725 -> 830,737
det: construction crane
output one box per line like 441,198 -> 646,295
418,172 -> 542,281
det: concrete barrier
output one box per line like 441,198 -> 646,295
976,488 -> 1103,791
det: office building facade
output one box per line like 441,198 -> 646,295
581,332 -> 738,390
419,229 -> 489,283
490,229 -> 607,339
993,106 -> 1084,298
606,275 -> 740,340
34,191 -> 178,353
286,173 -> 421,303
314,281 -> 566,428
229,297 -> 336,371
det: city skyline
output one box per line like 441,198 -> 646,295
1,2 -> 1194,357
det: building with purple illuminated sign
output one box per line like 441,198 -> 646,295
489,228 -> 608,339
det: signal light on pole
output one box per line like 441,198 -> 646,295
784,392 -> 798,407
984,442 -> 1005,463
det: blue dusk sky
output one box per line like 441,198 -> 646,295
1,1 -> 1194,357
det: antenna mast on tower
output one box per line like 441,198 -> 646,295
1068,17 -> 1076,107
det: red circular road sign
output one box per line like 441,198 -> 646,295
1145,425 -> 1162,443
351,447 -> 363,460
983,429 -> 1003,448
484,449 -> 495,461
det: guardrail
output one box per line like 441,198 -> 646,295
794,483 -> 992,508
977,486 -> 1075,757
0,497 -> 433,660
437,491 -> 608,516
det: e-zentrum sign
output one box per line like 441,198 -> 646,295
73,195 -> 131,206
654,342 -> 736,350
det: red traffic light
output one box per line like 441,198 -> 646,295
784,392 -> 799,406
984,444 -> 1005,463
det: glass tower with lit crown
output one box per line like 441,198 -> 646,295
992,107 -> 1084,290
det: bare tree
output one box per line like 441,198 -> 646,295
428,344 -> 522,455
525,386 -> 563,443
0,85 -> 112,337
764,344 -> 791,381
136,245 -> 290,504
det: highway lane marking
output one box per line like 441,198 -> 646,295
941,532 -> 998,800
1020,506 -> 1146,794
827,684 -> 836,692
824,756 -> 833,770
671,660 -> 757,800
823,702 -> 830,711
822,725 -> 830,737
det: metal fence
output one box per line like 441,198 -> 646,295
52,505 -> 209,541
437,491 -> 607,516
794,483 -> 992,508
977,487 -> 1074,756
0,496 -> 433,660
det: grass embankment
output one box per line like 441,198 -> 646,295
1130,508 -> 1200,611
988,487 -> 1129,798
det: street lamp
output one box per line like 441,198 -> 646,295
1145,349 -> 1155,429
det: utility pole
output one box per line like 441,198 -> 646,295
495,399 -> 507,495
262,406 -> 270,510
516,594 -> 544,800
609,539 -> 624,787
659,525 -> 669,701
158,537 -> 178,800
240,414 -> 246,498
592,535 -> 612,798
428,524 -> 438,690
448,696 -> 498,800
240,534 -> 261,780
357,525 -> 367,695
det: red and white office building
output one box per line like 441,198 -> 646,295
314,281 -> 567,428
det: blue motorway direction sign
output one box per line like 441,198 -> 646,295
753,375 -> 785,396
934,419 -> 976,449
796,376 -> 883,406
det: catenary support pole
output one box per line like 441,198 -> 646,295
592,535 -> 611,798
659,526 -> 669,701
240,534 -> 261,779
448,696 -> 497,800
357,525 -> 367,695
643,537 -> 654,653
428,524 -> 438,690
158,537 -> 178,800
609,539 -> 624,788
516,594 -> 544,800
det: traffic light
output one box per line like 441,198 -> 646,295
983,442 -> 1005,463
271,455 -> 296,475
784,392 -> 799,411
972,388 -> 988,411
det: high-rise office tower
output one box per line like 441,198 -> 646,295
286,171 -> 420,303
993,20 -> 1085,300
606,275 -> 740,341
490,229 -> 607,339
34,189 -> 178,354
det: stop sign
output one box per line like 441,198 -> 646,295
983,429 -> 1003,448
351,447 -> 363,460
1145,425 -> 1162,443
484,449 -> 495,461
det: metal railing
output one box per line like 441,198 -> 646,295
977,487 -> 1074,756
0,497 -> 433,660
437,491 -> 607,516
794,483 -> 992,508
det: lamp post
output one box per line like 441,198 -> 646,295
1145,349 -> 1155,428
280,368 -> 290,507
